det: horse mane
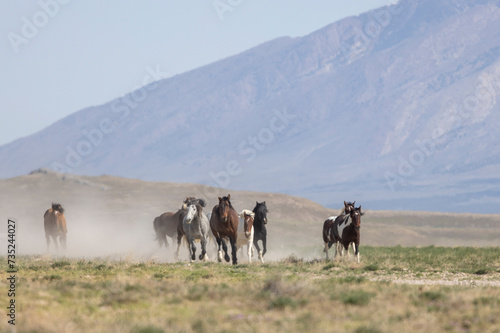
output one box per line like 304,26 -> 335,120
253,202 -> 268,215
221,196 -> 233,209
51,203 -> 64,214
239,209 -> 255,218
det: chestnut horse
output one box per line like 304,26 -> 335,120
210,195 -> 239,265
44,203 -> 67,252
237,210 -> 255,263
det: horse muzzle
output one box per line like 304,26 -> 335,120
222,217 -> 228,223
263,218 -> 268,224
185,219 -> 192,224
245,231 -> 251,238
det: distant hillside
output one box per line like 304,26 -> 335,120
1,170 -> 499,260
1,0 -> 500,213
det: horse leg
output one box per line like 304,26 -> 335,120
164,234 -> 169,248
53,235 -> 59,252
215,237 -> 223,262
247,240 -> 252,264
230,237 -> 238,265
354,242 -> 360,263
324,242 -> 330,261
253,238 -> 262,262
45,232 -> 51,252
199,238 -> 208,261
175,234 -> 182,261
60,234 -> 67,251
189,239 -> 196,262
221,239 -> 230,263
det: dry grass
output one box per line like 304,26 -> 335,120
2,247 -> 500,333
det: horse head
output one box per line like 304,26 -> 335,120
218,195 -> 232,223
349,205 -> 363,231
242,211 -> 255,239
254,201 -> 268,224
182,196 -> 196,210
185,201 -> 203,225
51,202 -> 64,214
343,201 -> 355,215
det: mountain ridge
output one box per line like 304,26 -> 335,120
2,0 -> 500,213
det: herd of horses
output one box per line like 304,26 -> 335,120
43,197 -> 363,264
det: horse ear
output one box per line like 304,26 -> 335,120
353,201 -> 356,206
256,201 -> 259,205
227,194 -> 231,200
218,197 -> 222,201
344,201 -> 347,206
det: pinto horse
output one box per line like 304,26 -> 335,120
44,203 -> 67,252
153,197 -> 194,249
182,200 -> 210,262
237,210 -> 255,263
252,201 -> 268,263
209,195 -> 239,265
322,201 -> 356,261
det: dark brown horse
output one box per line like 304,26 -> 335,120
44,203 -> 67,252
210,195 -> 239,265
339,205 -> 363,263
153,197 -> 194,250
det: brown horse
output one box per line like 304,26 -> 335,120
153,197 -> 194,249
44,203 -> 67,252
210,194 -> 239,265
339,205 -> 363,263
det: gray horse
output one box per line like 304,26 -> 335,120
182,200 -> 210,262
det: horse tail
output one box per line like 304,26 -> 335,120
153,216 -> 161,240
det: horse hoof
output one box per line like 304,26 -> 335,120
224,254 -> 230,262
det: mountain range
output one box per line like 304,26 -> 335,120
1,0 -> 500,213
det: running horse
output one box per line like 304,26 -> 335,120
237,210 -> 255,263
209,195 -> 239,265
182,199 -> 210,262
43,203 -> 67,252
153,197 -> 194,250
252,201 -> 268,263
322,201 -> 356,260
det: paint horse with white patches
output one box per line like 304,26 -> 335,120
322,201 -> 358,261
182,199 -> 210,262
237,210 -> 255,263
44,203 -> 67,252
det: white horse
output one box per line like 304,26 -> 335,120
237,210 -> 255,263
182,201 -> 210,262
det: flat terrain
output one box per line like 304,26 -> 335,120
1,170 -> 499,261
1,247 -> 499,333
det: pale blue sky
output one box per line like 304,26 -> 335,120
0,0 -> 394,146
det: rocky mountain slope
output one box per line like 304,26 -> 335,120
1,0 -> 500,213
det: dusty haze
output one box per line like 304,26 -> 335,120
2,170 -> 499,262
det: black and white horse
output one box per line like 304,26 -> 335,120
252,201 -> 268,263
323,201 -> 362,262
